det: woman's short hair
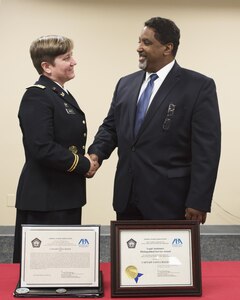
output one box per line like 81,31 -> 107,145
30,35 -> 73,74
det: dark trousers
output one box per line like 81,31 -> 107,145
13,208 -> 82,263
116,200 -> 186,221
117,202 -> 145,220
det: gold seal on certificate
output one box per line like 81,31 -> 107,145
125,265 -> 143,283
125,265 -> 138,279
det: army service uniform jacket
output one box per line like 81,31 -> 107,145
16,75 -> 90,211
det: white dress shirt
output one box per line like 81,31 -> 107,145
138,60 -> 175,109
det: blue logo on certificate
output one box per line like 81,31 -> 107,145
78,238 -> 89,247
172,238 -> 183,247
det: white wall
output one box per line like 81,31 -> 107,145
0,0 -> 239,225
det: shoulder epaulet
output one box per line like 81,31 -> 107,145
27,84 -> 46,90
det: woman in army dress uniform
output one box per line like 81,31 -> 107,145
13,35 -> 98,263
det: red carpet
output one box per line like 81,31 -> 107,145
0,262 -> 240,299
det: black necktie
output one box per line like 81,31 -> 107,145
134,73 -> 158,136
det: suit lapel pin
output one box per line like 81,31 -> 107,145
167,103 -> 176,116
163,103 -> 176,130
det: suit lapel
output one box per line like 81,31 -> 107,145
128,72 -> 146,138
136,63 -> 181,138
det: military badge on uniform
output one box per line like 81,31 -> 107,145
65,108 -> 76,114
69,145 -> 78,154
52,87 -> 65,97
64,102 -> 76,113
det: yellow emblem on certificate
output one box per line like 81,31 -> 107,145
125,265 -> 143,283
69,145 -> 78,154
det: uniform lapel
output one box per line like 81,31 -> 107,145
136,63 -> 181,138
62,90 -> 83,113
37,75 -> 82,113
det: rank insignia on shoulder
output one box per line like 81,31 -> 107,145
27,84 -> 46,89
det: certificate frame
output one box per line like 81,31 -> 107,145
20,225 -> 100,289
111,220 -> 202,297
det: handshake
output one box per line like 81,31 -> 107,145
85,154 -> 100,178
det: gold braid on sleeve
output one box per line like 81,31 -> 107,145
67,153 -> 79,172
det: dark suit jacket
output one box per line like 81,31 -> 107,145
89,62 -> 221,219
16,75 -> 90,211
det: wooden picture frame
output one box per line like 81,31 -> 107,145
111,220 -> 202,297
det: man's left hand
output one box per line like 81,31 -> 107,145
185,207 -> 207,224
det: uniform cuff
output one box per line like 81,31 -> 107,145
68,154 -> 90,175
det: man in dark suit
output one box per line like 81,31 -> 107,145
88,17 -> 221,223
13,35 -> 98,262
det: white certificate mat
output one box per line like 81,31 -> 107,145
20,225 -> 99,288
120,229 -> 192,287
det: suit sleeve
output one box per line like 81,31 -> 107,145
88,82 -> 119,161
186,78 -> 221,212
19,88 -> 90,175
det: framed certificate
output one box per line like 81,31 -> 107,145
20,225 -> 100,288
111,220 -> 202,297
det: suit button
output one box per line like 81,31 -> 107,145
84,133 -> 87,137
131,146 -> 135,152
82,120 -> 85,124
82,146 -> 85,150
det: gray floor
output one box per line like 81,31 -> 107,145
0,225 -> 240,263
